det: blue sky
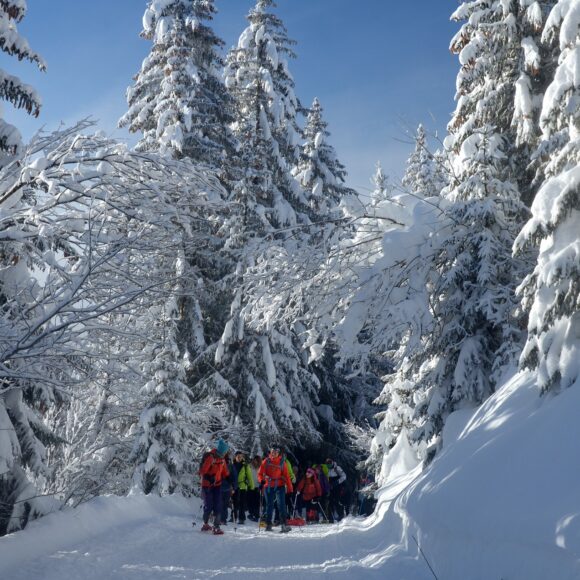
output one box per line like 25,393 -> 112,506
4,0 -> 459,194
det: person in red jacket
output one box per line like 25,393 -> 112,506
199,439 -> 230,535
258,447 -> 293,533
297,468 -> 322,522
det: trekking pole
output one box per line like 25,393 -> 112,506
314,500 -> 328,522
291,491 -> 300,519
258,485 -> 264,533
192,489 -> 203,527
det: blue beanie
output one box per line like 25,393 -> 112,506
216,439 -> 228,457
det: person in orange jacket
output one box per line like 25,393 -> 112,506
199,439 -> 230,534
258,446 -> 293,533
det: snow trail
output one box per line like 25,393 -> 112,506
0,476 -> 428,580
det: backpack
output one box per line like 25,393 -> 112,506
199,450 -> 214,473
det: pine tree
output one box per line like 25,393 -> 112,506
515,0 -> 580,394
119,0 -> 236,173
450,0 -> 555,204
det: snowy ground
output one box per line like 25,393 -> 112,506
1,370 -> 579,579
0,476 -> 430,580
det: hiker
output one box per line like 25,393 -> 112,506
258,446 -> 293,533
232,451 -> 254,524
273,449 -> 296,525
247,455 -> 261,521
221,451 -> 234,525
312,463 -> 331,523
326,457 -> 347,522
199,439 -> 230,535
297,467 -> 322,523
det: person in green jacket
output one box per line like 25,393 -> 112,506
232,451 -> 254,524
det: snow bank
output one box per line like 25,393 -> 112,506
0,494 -> 197,574
388,371 -> 580,580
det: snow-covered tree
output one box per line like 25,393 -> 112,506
402,124 -> 447,198
371,2 -> 542,468
0,0 -> 45,164
294,98 -> 357,218
204,0 -> 339,453
511,0 -> 558,201
119,0 -> 236,174
130,291 -> 224,496
515,0 -> 580,394
408,129 -> 528,454
225,0 -> 307,228
450,0 -> 556,204
370,162 -> 391,206
0,122 -> 224,533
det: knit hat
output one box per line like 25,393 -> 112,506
216,439 -> 228,457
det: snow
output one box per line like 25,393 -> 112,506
2,371 -> 579,579
397,370 -> 580,580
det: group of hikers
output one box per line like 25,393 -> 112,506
198,439 -> 359,535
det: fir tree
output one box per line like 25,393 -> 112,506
225,0 -> 307,227
0,0 -> 54,535
370,162 -> 390,206
411,128 -> 528,450
131,292 -> 216,496
385,1 -> 538,461
449,0 -> 555,204
119,0 -> 236,174
515,0 -> 580,394
294,98 -> 357,219
402,124 -> 447,198
0,0 -> 45,162
209,0 -> 331,453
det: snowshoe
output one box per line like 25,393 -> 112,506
265,523 -> 274,532
280,524 -> 291,533
212,527 -> 224,535
259,520 -> 267,529
201,523 -> 212,532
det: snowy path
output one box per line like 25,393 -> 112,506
0,488 -> 429,580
